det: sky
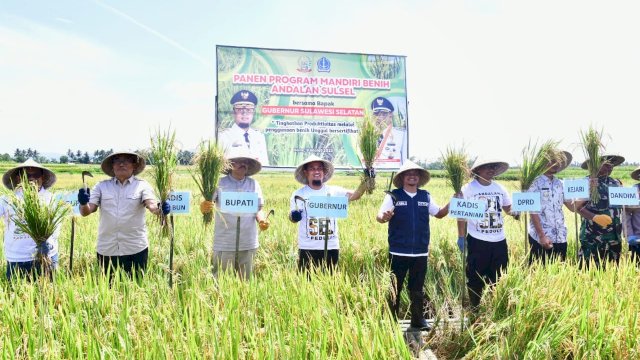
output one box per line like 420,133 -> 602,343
1,0 -> 639,165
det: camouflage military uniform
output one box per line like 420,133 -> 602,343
579,176 -> 623,267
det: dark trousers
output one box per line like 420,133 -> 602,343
466,236 -> 508,307
97,248 -> 148,279
528,236 -> 568,265
298,249 -> 339,272
388,254 -> 428,317
631,245 -> 640,265
6,254 -> 59,281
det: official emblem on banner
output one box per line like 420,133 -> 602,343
297,56 -> 312,72
317,57 -> 331,72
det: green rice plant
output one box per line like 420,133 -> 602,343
519,139 -> 563,192
358,113 -> 378,194
440,145 -> 469,194
149,127 -> 179,235
8,173 -> 70,276
579,126 -> 605,203
190,140 -> 228,226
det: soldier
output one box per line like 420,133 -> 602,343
218,90 -> 269,165
573,154 -> 625,268
370,97 -> 406,168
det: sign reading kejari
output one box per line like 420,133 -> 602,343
216,45 -> 408,169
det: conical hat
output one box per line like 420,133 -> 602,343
470,158 -> 509,177
101,151 -> 146,177
294,155 -> 334,185
631,166 -> 640,181
392,160 -> 430,188
550,151 -> 573,173
580,154 -> 625,170
3,158 -> 57,190
225,147 -> 262,176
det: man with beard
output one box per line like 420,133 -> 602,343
370,97 -> 406,168
218,90 -> 269,165
289,155 -> 366,272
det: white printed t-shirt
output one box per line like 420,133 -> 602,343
462,179 -> 512,242
0,188 -> 60,262
291,185 -> 348,250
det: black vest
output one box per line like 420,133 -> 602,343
388,188 -> 431,254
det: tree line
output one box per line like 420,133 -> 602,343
3,148 -> 195,165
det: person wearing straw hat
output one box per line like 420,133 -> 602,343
370,97 -> 405,167
200,147 -> 268,280
624,166 -> 640,264
78,151 -> 170,279
457,158 -> 517,308
376,160 -> 450,330
218,90 -> 269,165
1,159 -> 60,280
289,155 -> 366,272
573,154 -> 625,268
527,151 -> 575,264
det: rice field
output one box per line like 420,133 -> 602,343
0,165 -> 639,359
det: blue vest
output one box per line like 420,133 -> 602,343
388,189 -> 431,255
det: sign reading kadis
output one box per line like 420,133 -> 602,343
215,45 -> 408,169
448,198 -> 486,220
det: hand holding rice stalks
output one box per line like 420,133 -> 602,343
519,139 -> 563,191
150,127 -> 179,236
9,173 -> 69,276
358,113 -> 378,194
191,140 -> 228,226
579,126 -> 605,203
441,146 -> 470,194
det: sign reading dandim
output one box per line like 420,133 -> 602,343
216,46 -> 408,169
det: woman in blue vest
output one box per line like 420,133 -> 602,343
376,160 -> 450,330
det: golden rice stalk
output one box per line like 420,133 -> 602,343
441,146 -> 470,194
519,139 -> 563,191
579,126 -> 605,203
150,127 -> 179,236
9,173 -> 70,275
358,113 -> 378,194
191,140 -> 229,226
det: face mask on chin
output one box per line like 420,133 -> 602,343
311,180 -> 322,187
237,122 -> 250,129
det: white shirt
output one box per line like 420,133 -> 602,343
0,188 -> 60,262
290,185 -> 348,250
373,126 -> 406,169
218,124 -> 269,165
213,175 -> 264,251
462,179 -> 512,242
377,190 -> 441,257
89,176 -> 156,256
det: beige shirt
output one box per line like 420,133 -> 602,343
89,176 -> 156,256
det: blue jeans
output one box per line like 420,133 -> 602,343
6,254 -> 59,281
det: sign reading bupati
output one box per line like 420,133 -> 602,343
54,192 -> 80,216
306,196 -> 348,219
220,192 -> 259,214
216,45 -> 408,169
563,179 -> 589,200
608,187 -> 640,206
166,191 -> 191,215
448,198 -> 486,220
511,192 -> 541,213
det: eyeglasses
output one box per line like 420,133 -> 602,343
24,170 -> 43,179
373,109 -> 392,117
232,159 -> 249,166
482,164 -> 501,170
234,107 -> 255,114
306,166 -> 324,172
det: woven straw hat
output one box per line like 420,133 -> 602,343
101,151 -> 146,177
225,147 -> 262,176
294,155 -> 334,185
3,158 -> 57,190
580,154 -> 625,170
392,160 -> 430,188
470,158 -> 509,177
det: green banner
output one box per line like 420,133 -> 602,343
216,45 -> 408,169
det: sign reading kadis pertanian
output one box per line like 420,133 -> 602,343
215,45 -> 409,169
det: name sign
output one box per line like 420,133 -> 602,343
307,196 -> 348,219
511,192 -> 541,213
220,192 -> 259,214
166,191 -> 191,214
608,187 -> 640,206
563,178 -> 589,200
54,192 -> 80,215
448,198 -> 486,220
